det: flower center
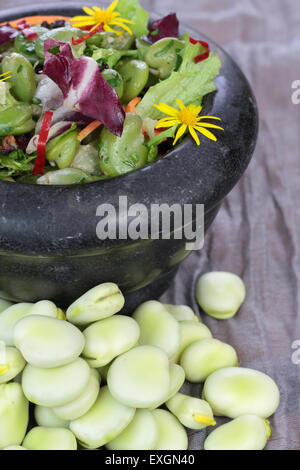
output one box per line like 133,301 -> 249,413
178,106 -> 199,127
94,9 -> 113,26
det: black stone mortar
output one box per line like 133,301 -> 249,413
0,3 -> 258,313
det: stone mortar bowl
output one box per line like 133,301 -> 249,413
0,3 -> 258,313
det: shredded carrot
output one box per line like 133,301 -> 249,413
0,16 -> 71,28
125,97 -> 142,114
77,120 -> 102,142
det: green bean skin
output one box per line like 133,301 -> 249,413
145,38 -> 185,79
99,113 -> 148,177
0,104 -> 34,137
46,130 -> 80,169
2,53 -> 36,103
101,69 -> 124,98
117,59 -> 149,104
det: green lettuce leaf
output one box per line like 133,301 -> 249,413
117,0 -> 150,38
0,149 -> 35,179
136,35 -> 222,120
91,47 -> 138,68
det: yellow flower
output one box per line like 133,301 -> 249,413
154,99 -> 223,146
0,71 -> 12,82
71,0 -> 135,36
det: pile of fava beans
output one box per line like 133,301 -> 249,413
0,273 -> 280,450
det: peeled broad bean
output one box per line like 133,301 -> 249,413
107,346 -> 170,408
70,144 -> 102,175
98,362 -> 111,383
180,338 -> 238,383
67,283 -> 125,326
22,357 -> 90,407
2,53 -> 36,102
163,304 -> 196,322
196,272 -> 246,320
145,38 -> 185,79
152,409 -> 188,450
0,300 -> 60,346
99,113 -> 149,177
117,59 -> 149,104
0,383 -> 29,449
23,427 -> 77,450
37,168 -> 98,185
173,320 -> 213,362
70,386 -> 135,449
0,346 -> 26,383
107,409 -> 158,450
133,300 -> 180,358
102,68 -> 124,98
0,103 -> 35,137
150,364 -> 185,410
46,130 -> 80,169
203,367 -> 280,419
34,406 -> 69,429
14,315 -> 85,368
0,299 -> 12,313
3,445 -> 26,450
82,315 -> 140,368
166,393 -> 215,430
53,369 -> 100,421
204,415 -> 271,450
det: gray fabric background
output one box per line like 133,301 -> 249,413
1,0 -> 299,450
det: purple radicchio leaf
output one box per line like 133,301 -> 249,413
148,13 -> 179,43
43,39 -> 125,136
0,23 -> 18,46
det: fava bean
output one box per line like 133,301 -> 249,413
0,346 -> 26,384
34,26 -> 84,60
180,338 -> 238,383
99,113 -> 149,177
37,168 -> 99,185
204,415 -> 271,450
82,315 -> 140,368
22,358 -> 90,407
70,144 -> 102,175
107,409 -> 158,450
0,300 -> 62,346
163,304 -> 196,322
0,383 -> 29,450
46,129 -> 80,169
116,59 -> 149,104
135,38 -> 151,60
196,272 -> 246,320
149,363 -> 185,411
34,406 -> 69,429
0,103 -> 35,137
133,300 -> 180,359
23,427 -> 77,450
0,298 -> 12,313
70,386 -> 135,449
3,445 -> 26,450
53,369 -> 100,421
67,283 -> 125,326
2,53 -> 36,102
102,68 -> 124,99
98,362 -> 111,383
14,27 -> 47,64
166,393 -> 215,430
14,315 -> 85,368
145,38 -> 185,79
203,367 -> 280,419
152,409 -> 188,450
173,320 -> 213,362
86,30 -> 134,50
107,346 -> 170,408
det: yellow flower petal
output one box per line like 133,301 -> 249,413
196,127 -> 217,142
114,17 -> 135,24
156,120 -> 179,128
111,21 -> 133,35
82,7 -> 95,16
176,99 -> 185,111
195,123 -> 224,130
107,0 -> 119,13
173,124 -> 187,145
189,126 -> 200,146
154,103 -> 179,117
198,116 -> 222,121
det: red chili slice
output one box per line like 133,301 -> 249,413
72,23 -> 104,45
17,20 -> 38,41
189,37 -> 210,63
32,111 -> 53,176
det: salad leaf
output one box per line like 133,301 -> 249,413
0,24 -> 18,46
136,36 -> 222,120
91,47 -> 138,69
146,127 -> 177,147
0,83 -> 18,112
117,0 -> 150,38
43,39 -> 125,137
148,13 -> 179,43
0,149 -> 35,179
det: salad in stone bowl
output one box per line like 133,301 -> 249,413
0,0 -> 223,185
